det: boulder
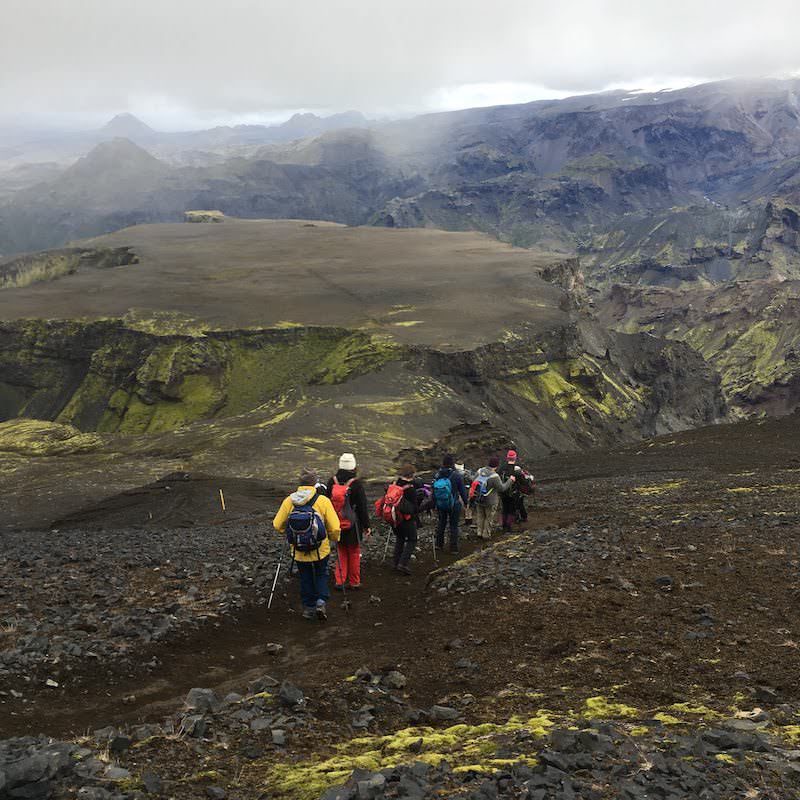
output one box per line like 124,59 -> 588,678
184,688 -> 220,713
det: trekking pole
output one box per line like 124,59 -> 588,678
268,540 -> 288,610
432,531 -> 438,565
335,544 -> 350,614
382,524 -> 391,563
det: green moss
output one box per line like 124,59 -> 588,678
0,252 -> 83,289
186,770 -> 224,783
0,420 -> 102,456
631,481 -> 686,496
583,696 -> 639,719
505,356 -> 640,422
114,776 -> 144,791
248,714 -> 554,800
668,702 -> 721,718
315,333 -> 399,384
652,713 -> 682,725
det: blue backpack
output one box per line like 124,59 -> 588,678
286,493 -> 327,553
474,473 -> 493,505
433,474 -> 455,510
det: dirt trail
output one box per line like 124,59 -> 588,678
2,510 -> 573,740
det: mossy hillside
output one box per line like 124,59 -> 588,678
0,320 -> 402,434
670,298 -> 800,408
0,247 -> 139,290
606,280 -> 800,413
0,251 -> 83,290
0,419 -> 102,456
503,356 -> 644,423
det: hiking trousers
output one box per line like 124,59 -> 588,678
436,503 -> 461,549
500,496 -> 516,532
334,542 -> 361,588
393,520 -> 417,568
298,556 -> 329,610
474,504 -> 496,539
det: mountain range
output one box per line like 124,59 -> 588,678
1,79 -> 799,272
2,78 -> 800,420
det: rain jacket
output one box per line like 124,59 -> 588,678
273,486 -> 341,562
472,466 -> 514,509
326,469 -> 370,547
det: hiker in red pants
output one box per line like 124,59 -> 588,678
327,453 -> 371,590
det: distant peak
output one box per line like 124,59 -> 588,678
69,138 -> 167,174
101,113 -> 155,136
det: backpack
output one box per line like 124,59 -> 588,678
416,483 -> 434,514
375,483 -> 410,525
330,477 -> 357,531
433,473 -> 455,510
518,470 -> 535,496
474,473 -> 493,505
286,493 -> 327,553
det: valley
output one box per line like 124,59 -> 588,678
3,76 -> 800,800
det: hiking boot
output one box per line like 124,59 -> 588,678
333,584 -> 345,591
347,583 -> 361,590
397,564 -> 412,576
316,601 -> 328,622
302,607 -> 315,620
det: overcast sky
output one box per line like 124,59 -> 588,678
2,0 -> 799,130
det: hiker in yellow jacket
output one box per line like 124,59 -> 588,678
273,468 -> 341,621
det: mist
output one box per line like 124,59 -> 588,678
2,0 -> 799,129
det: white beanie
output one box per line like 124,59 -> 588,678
339,452 -> 357,471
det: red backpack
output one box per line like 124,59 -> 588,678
375,483 -> 410,525
330,477 -> 357,531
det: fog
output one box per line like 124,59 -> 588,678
2,0 -> 798,129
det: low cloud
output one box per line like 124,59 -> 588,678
2,0 -> 798,125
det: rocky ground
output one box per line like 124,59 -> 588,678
3,414 -> 800,798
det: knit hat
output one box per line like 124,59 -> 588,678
506,450 -> 518,462
488,456 -> 500,468
299,467 -> 318,486
442,454 -> 455,468
339,452 -> 357,471
455,463 -> 465,472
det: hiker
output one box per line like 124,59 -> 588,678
376,463 -> 419,575
499,449 -> 522,533
456,462 -> 474,526
433,454 -> 469,553
272,468 -> 341,620
327,453 -> 371,590
515,467 -> 534,523
470,456 -> 515,540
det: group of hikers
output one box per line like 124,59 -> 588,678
272,451 -> 534,621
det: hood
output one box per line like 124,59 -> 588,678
290,487 -> 316,506
477,467 -> 494,477
335,469 -> 357,483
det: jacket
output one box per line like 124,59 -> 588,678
435,467 -> 469,506
499,462 -> 523,497
472,466 -> 513,508
327,469 -> 370,546
393,477 -> 419,529
273,486 -> 341,562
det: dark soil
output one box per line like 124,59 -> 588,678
3,414 -> 800,798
